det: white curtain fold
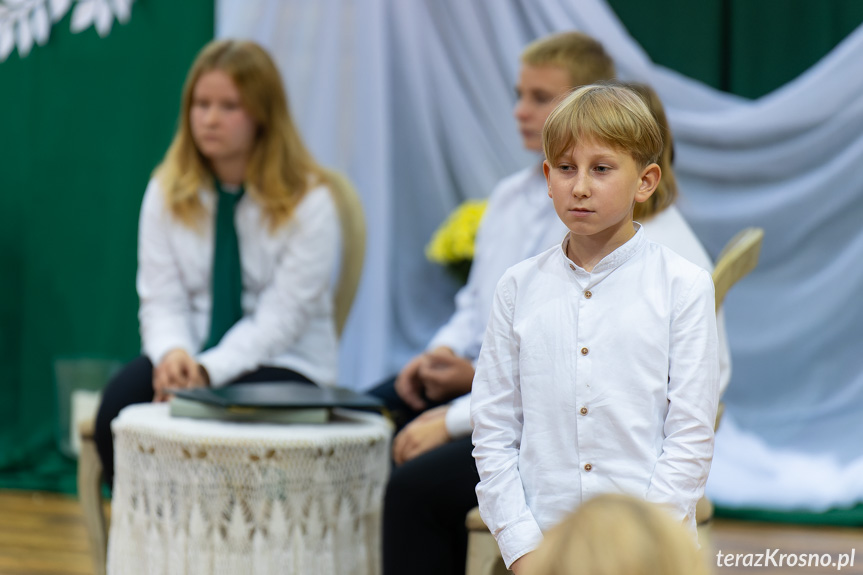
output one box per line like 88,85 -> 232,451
217,0 -> 863,511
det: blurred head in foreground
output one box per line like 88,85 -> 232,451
529,493 -> 709,575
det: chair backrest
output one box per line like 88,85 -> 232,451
712,227 -> 764,311
323,169 -> 366,337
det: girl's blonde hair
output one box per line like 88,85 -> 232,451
542,83 -> 663,172
625,82 -> 678,222
155,39 -> 326,231
530,494 -> 709,575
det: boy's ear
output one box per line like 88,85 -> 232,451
635,163 -> 661,204
543,160 -> 552,198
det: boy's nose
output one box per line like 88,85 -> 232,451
572,175 -> 590,197
513,99 -> 529,120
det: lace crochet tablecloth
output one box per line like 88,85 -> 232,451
107,403 -> 393,575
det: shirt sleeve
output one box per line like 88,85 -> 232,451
471,276 -> 543,567
428,177 -> 509,359
427,272 -> 483,359
137,180 -> 197,365
197,186 -> 340,386
646,268 -> 720,531
427,203 -> 495,359
444,393 -> 473,438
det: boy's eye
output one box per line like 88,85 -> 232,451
534,92 -> 552,104
594,165 -> 610,173
558,164 -> 574,172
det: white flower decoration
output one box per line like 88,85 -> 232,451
0,0 -> 135,61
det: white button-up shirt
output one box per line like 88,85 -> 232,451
137,178 -> 340,387
471,227 -> 720,567
437,163 -> 730,438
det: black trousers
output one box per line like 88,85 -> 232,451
93,355 -> 313,486
383,437 -> 479,575
369,377 -> 479,575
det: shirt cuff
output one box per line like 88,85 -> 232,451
444,394 -> 473,438
196,348 -> 242,388
144,335 -> 194,368
427,334 -> 465,358
495,517 -> 544,568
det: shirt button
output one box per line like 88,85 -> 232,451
580,407 -> 588,415
584,290 -> 592,299
584,463 -> 592,472
569,264 -> 575,270
580,347 -> 589,356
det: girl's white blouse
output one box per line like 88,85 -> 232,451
137,179 -> 340,387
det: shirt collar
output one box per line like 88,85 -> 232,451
558,223 -> 646,280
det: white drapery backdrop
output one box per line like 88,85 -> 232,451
217,0 -> 863,512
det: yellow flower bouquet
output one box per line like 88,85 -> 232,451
426,199 -> 488,285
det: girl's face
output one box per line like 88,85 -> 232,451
190,70 -> 257,167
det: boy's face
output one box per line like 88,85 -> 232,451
543,138 -> 659,243
513,64 -> 572,152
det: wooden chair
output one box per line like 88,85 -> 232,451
712,227 -> 763,312
464,227 -> 765,575
77,170 -> 366,575
325,168 -> 367,336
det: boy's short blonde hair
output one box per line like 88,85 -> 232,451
530,494 -> 709,575
542,84 -> 663,170
521,31 -> 615,87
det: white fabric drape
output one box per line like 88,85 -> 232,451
217,0 -> 863,511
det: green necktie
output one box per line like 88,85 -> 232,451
203,180 -> 245,350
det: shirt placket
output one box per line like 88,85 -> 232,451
568,262 -> 597,500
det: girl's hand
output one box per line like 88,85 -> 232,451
153,349 -> 198,402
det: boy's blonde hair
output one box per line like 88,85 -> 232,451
625,82 -> 678,221
542,84 -> 663,171
521,31 -> 615,87
530,494 -> 709,575
155,39 -> 326,231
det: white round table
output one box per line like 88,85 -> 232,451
107,403 -> 392,575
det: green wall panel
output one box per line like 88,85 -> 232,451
728,1 -> 863,98
607,0 -> 863,98
0,0 -> 214,492
606,0 -> 728,91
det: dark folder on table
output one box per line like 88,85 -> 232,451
169,382 -> 384,423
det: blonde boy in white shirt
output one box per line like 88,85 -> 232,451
471,84 -> 720,574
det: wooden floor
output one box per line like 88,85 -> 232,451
0,489 -> 861,574
0,491 -> 95,575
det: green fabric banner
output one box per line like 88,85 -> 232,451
0,0 -> 214,493
607,0 -> 863,98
